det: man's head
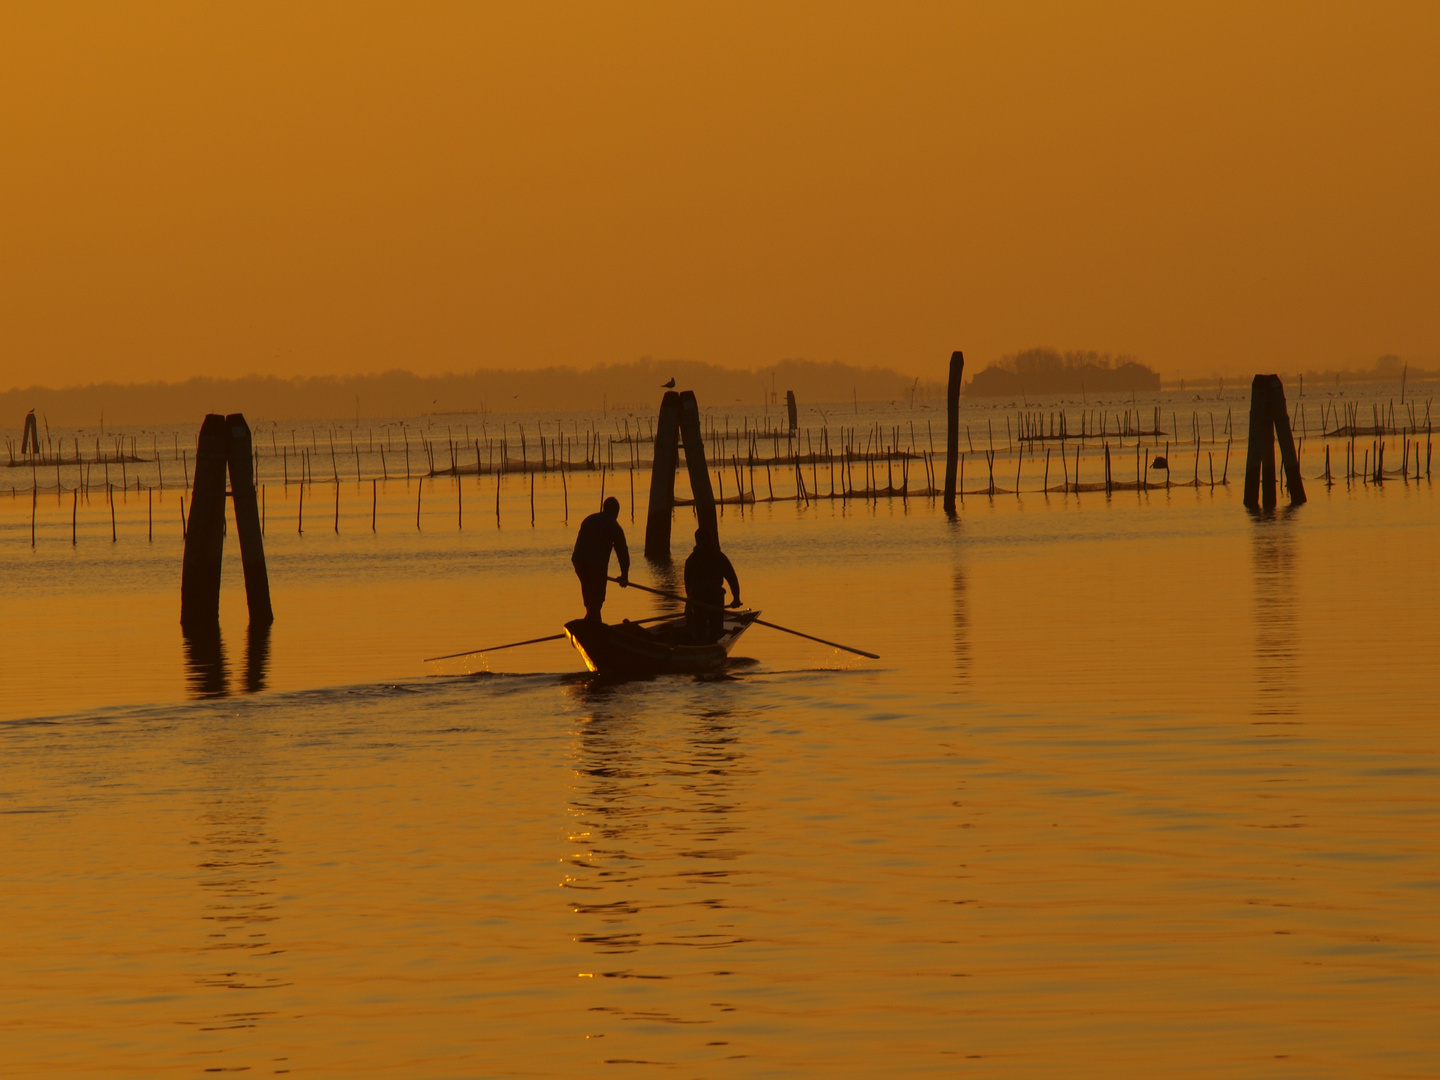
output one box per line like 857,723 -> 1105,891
603,496 -> 620,517
694,528 -> 715,549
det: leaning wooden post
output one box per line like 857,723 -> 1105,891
1243,375 -> 1278,510
643,391 -> 683,561
226,413 -> 274,625
1267,375 -> 1306,506
942,351 -> 964,515
678,390 -> 719,548
180,414 -> 230,627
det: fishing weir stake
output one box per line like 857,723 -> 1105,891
179,413 -> 274,629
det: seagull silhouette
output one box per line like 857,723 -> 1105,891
661,377 -> 676,388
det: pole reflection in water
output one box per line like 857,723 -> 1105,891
183,625 -> 229,698
564,682 -> 752,1036
1251,511 -> 1299,722
244,623 -> 272,694
182,625 -> 273,699
641,556 -> 685,618
952,561 -> 970,685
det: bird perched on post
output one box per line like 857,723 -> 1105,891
661,377 -> 676,388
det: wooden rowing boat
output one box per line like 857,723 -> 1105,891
563,609 -> 760,677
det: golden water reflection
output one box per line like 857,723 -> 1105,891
180,717 -> 288,1068
183,626 -> 229,698
952,560 -> 970,685
1251,512 -> 1300,722
182,625 -> 272,699
564,684 -> 753,1048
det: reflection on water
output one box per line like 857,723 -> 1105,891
952,561 -> 970,685
565,683 -> 750,1015
4,451 -> 1438,1076
183,624 -> 272,699
244,623 -> 272,694
1251,511 -> 1299,721
641,556 -> 685,617
183,625 -> 229,698
179,714 -> 288,1068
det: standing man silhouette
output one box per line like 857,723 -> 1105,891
684,529 -> 741,644
572,496 -> 629,622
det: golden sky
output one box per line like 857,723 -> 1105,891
2,1 -> 1436,390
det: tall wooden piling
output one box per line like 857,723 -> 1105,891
226,414 -> 274,625
943,351 -> 964,515
1271,379 -> 1306,505
786,390 -> 798,435
180,415 -> 230,627
1243,375 -> 1305,510
643,391 -> 683,561
679,391 -> 719,547
1244,376 -> 1276,509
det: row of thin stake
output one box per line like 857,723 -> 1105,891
11,424 -> 1433,550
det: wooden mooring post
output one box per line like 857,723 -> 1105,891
1242,374 -> 1306,510
943,351 -> 964,515
227,414 -> 274,624
643,391 -> 682,561
180,413 -> 274,629
679,390 -> 719,548
180,415 -> 230,627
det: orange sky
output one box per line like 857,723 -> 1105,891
2,2 -> 1437,391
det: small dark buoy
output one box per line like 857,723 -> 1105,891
1150,455 -> 1168,470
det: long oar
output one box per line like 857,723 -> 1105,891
423,614 -> 672,664
609,577 -> 879,660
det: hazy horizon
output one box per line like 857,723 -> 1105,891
3,4 -> 1437,390
4,349 -> 1434,429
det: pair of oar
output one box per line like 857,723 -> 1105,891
422,578 -> 878,663
422,612 -> 672,664
608,577 -> 880,659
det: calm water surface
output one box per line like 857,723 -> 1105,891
2,401 -> 1437,1077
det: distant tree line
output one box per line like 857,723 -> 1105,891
966,348 -> 1160,397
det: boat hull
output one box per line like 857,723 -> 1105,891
563,610 -> 759,678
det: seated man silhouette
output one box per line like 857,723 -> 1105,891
683,529 -> 740,644
572,496 -> 629,622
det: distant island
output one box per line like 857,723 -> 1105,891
966,348 -> 1160,398
1297,354 -> 1435,388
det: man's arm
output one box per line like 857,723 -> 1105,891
614,523 -> 630,584
721,553 -> 740,605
